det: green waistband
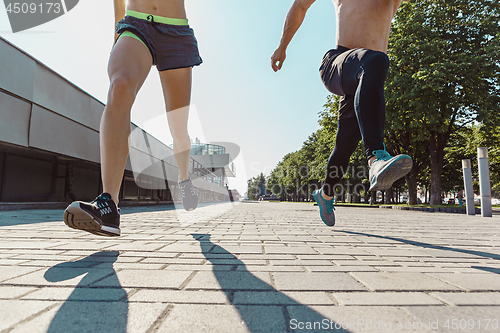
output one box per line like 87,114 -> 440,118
126,10 -> 188,25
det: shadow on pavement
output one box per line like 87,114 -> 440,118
192,234 -> 350,333
338,230 -> 500,274
44,251 -> 128,333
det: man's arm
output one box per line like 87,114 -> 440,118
114,0 -> 126,40
271,0 -> 316,72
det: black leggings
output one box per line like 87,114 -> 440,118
319,46 -> 389,196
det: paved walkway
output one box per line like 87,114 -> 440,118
0,202 -> 499,333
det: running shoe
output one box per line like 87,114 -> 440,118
369,147 -> 412,191
63,193 -> 120,237
312,188 -> 335,226
179,178 -> 198,211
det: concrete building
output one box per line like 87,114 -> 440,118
0,36 -> 228,206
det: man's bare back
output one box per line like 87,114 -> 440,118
335,0 -> 406,53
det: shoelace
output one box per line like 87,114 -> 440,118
325,199 -> 335,214
180,182 -> 196,197
372,143 -> 393,163
91,194 -> 113,215
373,149 -> 392,162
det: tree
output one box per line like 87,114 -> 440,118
246,173 -> 266,200
386,0 -> 500,204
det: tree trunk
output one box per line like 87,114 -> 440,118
406,169 -> 418,205
429,131 -> 445,205
386,187 -> 393,204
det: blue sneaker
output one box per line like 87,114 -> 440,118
313,188 -> 335,226
369,147 -> 412,191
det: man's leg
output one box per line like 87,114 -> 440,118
341,49 -> 388,159
159,67 -> 199,211
322,116 -> 362,197
342,49 -> 412,191
101,37 -> 153,204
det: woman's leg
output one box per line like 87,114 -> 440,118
159,67 -> 192,181
101,36 -> 153,204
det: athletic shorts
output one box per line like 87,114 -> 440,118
319,46 -> 358,119
115,10 -> 202,71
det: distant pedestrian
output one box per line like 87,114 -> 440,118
457,190 -> 464,207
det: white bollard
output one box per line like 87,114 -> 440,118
462,159 -> 475,216
477,147 -> 492,217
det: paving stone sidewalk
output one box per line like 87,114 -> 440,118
0,201 -> 499,333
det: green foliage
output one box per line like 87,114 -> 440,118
246,173 -> 265,200
259,0 -> 500,203
386,0 -> 500,204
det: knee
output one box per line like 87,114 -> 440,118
107,75 -> 136,108
361,52 -> 389,77
171,129 -> 190,144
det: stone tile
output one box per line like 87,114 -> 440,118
351,272 -> 461,291
93,270 -> 192,288
273,272 -> 367,291
314,247 -> 371,255
431,292 -> 500,305
333,292 -> 444,306
239,254 -> 296,260
0,259 -> 31,265
0,266 -> 42,282
9,301 -> 166,333
157,243 -> 206,253
236,265 -> 305,272
211,245 -> 263,254
0,241 -> 66,249
18,260 -> 73,267
265,246 -> 317,254
165,264 -> 234,271
375,266 -> 449,273
334,260 -> 398,266
287,305 -> 429,332
0,300 -> 57,331
92,262 -> 165,270
157,304 -> 287,333
233,291 -> 335,305
405,306 -> 500,333
305,265 -> 378,272
0,286 -> 37,299
21,287 -> 129,301
270,260 -> 333,266
126,302 -> 169,333
103,242 -> 166,251
140,258 -> 205,265
4,267 -> 115,287
130,290 -> 229,303
429,273 -> 500,291
185,271 -> 273,290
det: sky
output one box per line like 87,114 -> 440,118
0,0 -> 338,195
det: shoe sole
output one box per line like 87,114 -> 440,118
182,197 -> 199,211
312,190 -> 335,227
370,156 -> 412,191
64,203 -> 120,237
